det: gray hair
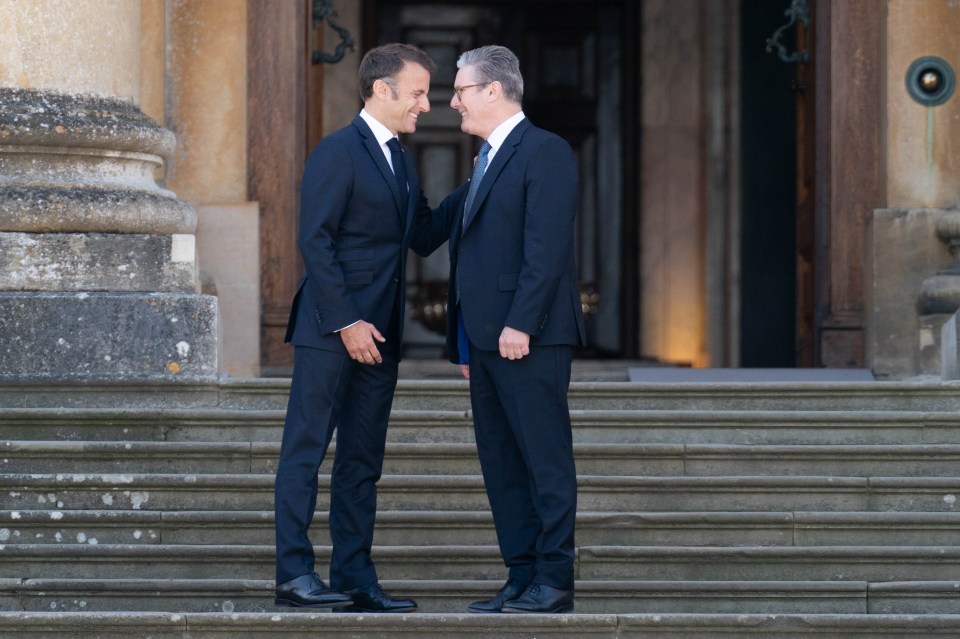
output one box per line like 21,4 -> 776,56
457,45 -> 524,104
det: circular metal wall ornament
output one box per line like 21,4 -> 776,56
905,56 -> 955,106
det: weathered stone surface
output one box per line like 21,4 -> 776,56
940,310 -> 960,379
0,233 -> 197,292
196,203 -> 260,376
0,89 -> 173,156
0,90 -> 196,236
0,188 -> 196,234
0,292 -> 217,379
869,208 -> 951,379
619,613 -> 960,638
869,582 -> 960,614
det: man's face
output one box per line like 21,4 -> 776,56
451,65 -> 490,138
381,61 -> 431,135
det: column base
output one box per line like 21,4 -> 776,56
941,311 -> 960,380
0,292 -> 217,380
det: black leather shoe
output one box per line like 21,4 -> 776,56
501,583 -> 574,614
275,573 -> 353,608
467,578 -> 530,613
337,582 -> 417,613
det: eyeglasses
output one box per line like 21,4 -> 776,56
453,82 -> 490,100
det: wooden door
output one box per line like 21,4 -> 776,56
248,0 -> 322,374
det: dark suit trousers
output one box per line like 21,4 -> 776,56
468,343 -> 577,590
274,338 -> 399,589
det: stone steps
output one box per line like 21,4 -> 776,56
1,578 -> 959,615
7,509 -> 960,547
4,472 -> 960,512
6,407 -> 960,444
2,378 -> 959,634
7,440 -> 960,476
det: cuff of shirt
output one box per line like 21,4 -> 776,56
335,320 -> 361,332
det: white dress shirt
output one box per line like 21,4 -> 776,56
359,108 -> 397,172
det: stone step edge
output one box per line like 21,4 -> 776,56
11,377 -> 960,393
12,441 -> 960,456
4,577 -> 954,596
0,577 -> 892,597
6,577 -> 960,593
5,472 -> 960,489
8,508 -> 960,526
2,611 -> 960,634
8,406 -> 960,424
6,543 -> 960,559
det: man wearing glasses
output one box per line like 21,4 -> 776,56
416,45 -> 586,614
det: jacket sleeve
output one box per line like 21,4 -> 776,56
298,137 -> 362,334
409,181 -> 470,257
504,135 -> 579,336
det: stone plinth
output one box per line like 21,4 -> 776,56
0,292 -> 216,380
0,233 -> 197,292
940,311 -> 960,379
869,208 -> 952,379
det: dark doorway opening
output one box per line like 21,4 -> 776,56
738,0 -> 798,367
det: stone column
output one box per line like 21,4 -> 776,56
0,0 -> 217,379
868,0 -> 960,378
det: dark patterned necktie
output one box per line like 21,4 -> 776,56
386,138 -> 408,199
463,140 -> 492,220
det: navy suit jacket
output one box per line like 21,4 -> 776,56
285,114 -> 423,352
416,118 -> 587,363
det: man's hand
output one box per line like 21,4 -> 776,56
498,326 -> 530,360
340,320 -> 386,364
459,364 -> 470,379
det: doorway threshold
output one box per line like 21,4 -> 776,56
627,368 -> 876,383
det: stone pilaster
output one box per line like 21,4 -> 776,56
868,0 -> 960,379
0,2 -> 216,380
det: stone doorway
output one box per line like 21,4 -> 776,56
367,0 -> 635,359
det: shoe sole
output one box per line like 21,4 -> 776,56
336,605 -> 418,613
274,597 -> 353,608
467,606 -> 500,614
501,603 -> 574,614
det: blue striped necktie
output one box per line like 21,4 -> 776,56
463,140 -> 491,221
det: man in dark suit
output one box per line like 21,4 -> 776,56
415,45 -> 586,614
273,43 -> 436,613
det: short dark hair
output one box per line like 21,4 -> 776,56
359,43 -> 436,100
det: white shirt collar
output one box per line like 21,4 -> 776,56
359,109 -> 399,169
359,108 -> 395,146
485,111 -> 526,160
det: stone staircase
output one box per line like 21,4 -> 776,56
1,376 -> 960,637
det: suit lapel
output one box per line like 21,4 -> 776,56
352,115 -> 405,215
462,119 -> 529,233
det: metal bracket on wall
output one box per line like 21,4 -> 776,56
312,0 -> 355,65
766,0 -> 810,64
